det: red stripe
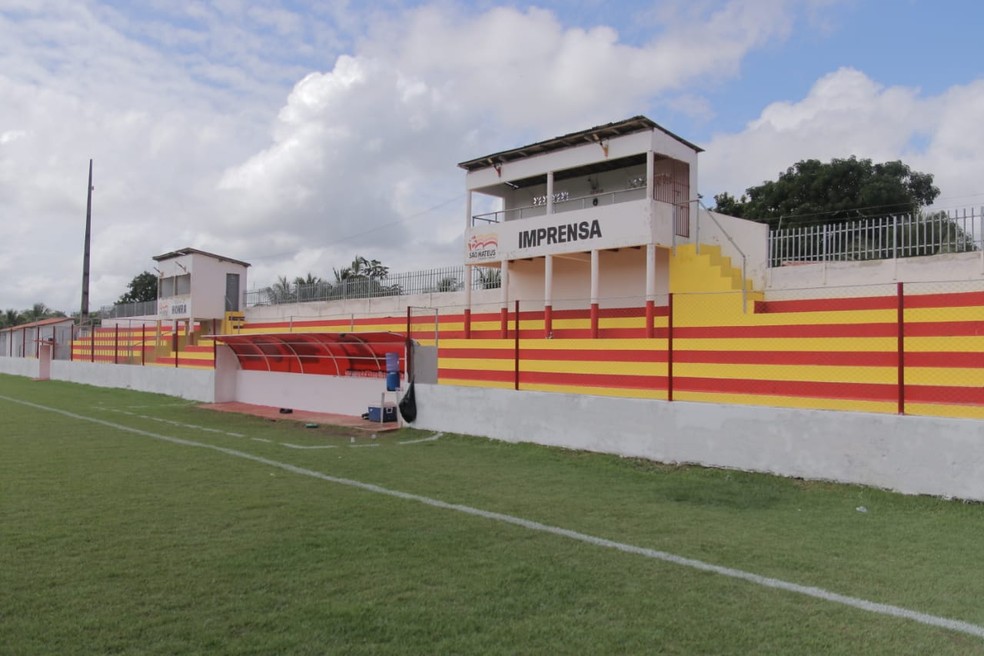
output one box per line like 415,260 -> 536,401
906,384 -> 984,405
675,350 -> 896,367
439,368 -> 514,382
756,296 -> 897,314
905,290 -> 984,309
676,323 -> 898,339
905,321 -> 984,337
520,371 -> 668,390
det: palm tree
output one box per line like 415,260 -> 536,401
1,308 -> 21,328
294,273 -> 331,302
264,276 -> 295,305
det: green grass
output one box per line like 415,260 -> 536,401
2,373 -> 984,654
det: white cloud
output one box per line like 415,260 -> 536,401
701,68 -> 984,212
6,0 -> 947,316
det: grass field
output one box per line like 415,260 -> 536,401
2,373 -> 984,654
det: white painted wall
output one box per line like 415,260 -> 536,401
0,356 -> 39,378
412,384 -> 984,502
25,360 -> 217,401
236,370 -> 391,416
767,250 -> 984,294
694,210 -> 769,289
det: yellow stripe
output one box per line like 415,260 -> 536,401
673,391 -> 896,414
905,369 -> 984,386
905,403 -> 984,420
675,362 -> 896,384
520,383 -> 668,400
673,337 -> 896,352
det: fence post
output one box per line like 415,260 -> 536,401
667,293 -> 674,402
114,325 -> 119,364
514,300 -> 520,391
141,325 -> 146,366
897,282 -> 905,415
90,327 -> 95,363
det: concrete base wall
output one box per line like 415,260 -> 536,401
42,360 -> 215,401
0,356 -> 40,378
413,384 -> 984,501
236,370 -> 394,417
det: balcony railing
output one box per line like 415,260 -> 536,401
472,187 -> 648,226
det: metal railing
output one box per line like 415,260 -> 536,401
245,266 -> 488,307
103,300 -> 158,318
769,208 -> 982,267
471,187 -> 648,225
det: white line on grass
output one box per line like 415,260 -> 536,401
399,433 -> 443,445
4,393 -> 983,641
281,443 -> 338,449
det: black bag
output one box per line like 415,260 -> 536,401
399,380 -> 417,423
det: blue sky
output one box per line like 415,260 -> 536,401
1,0 -> 983,312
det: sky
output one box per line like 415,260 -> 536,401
2,0 -> 984,314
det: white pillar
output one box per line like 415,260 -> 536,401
546,171 -> 555,215
646,243 -> 656,301
465,191 -> 472,228
544,255 -> 554,306
590,250 -> 600,304
646,150 -> 654,201
500,260 -> 510,308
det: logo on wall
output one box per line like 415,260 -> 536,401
467,233 -> 498,260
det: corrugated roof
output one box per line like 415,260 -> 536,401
153,247 -> 251,267
457,116 -> 703,173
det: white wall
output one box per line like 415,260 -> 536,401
693,210 -> 769,289
412,384 -> 984,502
49,361 -> 216,401
0,356 -> 40,378
767,250 -> 984,293
236,370 -> 391,416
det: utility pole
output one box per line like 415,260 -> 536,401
80,159 -> 93,325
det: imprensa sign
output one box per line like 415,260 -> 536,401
465,200 -> 658,263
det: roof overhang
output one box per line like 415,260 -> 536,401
211,331 -> 405,376
457,116 -> 703,173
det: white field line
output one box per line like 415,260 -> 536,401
4,393 -> 983,641
282,443 -> 338,450
398,433 -> 443,445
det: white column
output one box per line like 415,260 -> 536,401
544,255 -> 554,306
646,150 -> 654,201
646,243 -> 656,301
465,190 -> 472,228
546,171 -> 555,215
590,250 -> 600,304
500,260 -> 510,308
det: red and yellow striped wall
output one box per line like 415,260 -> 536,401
68,244 -> 984,420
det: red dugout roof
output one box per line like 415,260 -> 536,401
211,332 -> 406,376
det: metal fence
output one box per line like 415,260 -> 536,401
245,265 -> 503,307
769,208 -> 983,266
102,300 -> 157,318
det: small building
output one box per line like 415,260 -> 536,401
458,116 -> 710,337
0,317 -> 75,360
152,247 -> 250,334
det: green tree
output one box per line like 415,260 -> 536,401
294,273 -> 332,302
1,308 -> 21,328
332,255 -> 397,298
117,271 -> 159,304
714,157 -> 940,229
476,268 -> 501,289
264,276 -> 295,305
18,303 -> 64,324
